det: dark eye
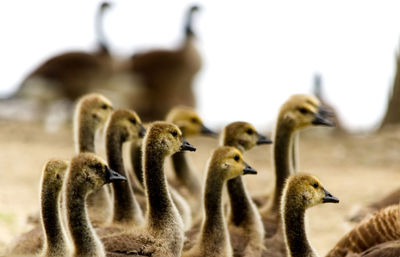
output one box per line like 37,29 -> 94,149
234,155 -> 240,162
129,118 -> 137,124
90,163 -> 103,170
171,131 -> 178,137
313,183 -> 318,188
298,107 -> 308,114
101,104 -> 108,110
246,129 -> 253,135
191,117 -> 198,123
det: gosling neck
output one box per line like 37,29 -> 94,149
65,178 -> 105,257
143,143 -> 181,232
268,120 -> 295,214
198,165 -> 231,256
171,152 -> 201,196
75,112 -> 96,153
107,129 -> 143,226
283,198 -> 316,257
40,180 -> 70,257
130,141 -> 144,187
226,148 -> 256,227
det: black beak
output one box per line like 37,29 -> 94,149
138,125 -> 146,138
201,125 -> 218,137
312,107 -> 335,127
106,166 -> 127,184
322,188 -> 339,203
243,162 -> 257,175
180,139 -> 196,152
256,133 -> 272,145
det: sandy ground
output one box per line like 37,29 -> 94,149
0,121 -> 400,255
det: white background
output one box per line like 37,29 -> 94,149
1,0 -> 400,131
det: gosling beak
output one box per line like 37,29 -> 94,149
106,166 -> 127,184
138,125 -> 146,138
201,125 -> 218,137
243,162 -> 257,175
256,134 -> 272,145
322,188 -> 339,203
312,107 -> 335,127
180,139 -> 196,152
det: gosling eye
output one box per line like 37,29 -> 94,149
101,104 -> 109,110
90,163 -> 103,170
191,117 -> 198,123
246,129 -> 253,135
129,118 -> 137,124
233,155 -> 240,162
171,131 -> 178,137
312,182 -> 319,188
298,107 -> 308,114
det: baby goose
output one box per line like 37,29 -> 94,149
101,122 -> 196,257
8,160 -> 71,257
105,109 -> 146,227
277,173 -> 339,257
326,204 -> 400,257
64,153 -> 126,257
221,121 -> 271,257
183,146 -> 258,257
73,93 -> 114,225
166,106 -> 216,198
258,94 -> 334,237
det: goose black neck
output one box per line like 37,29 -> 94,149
107,130 -> 141,224
184,8 -> 197,38
144,143 -> 175,229
96,4 -> 110,55
200,167 -> 228,249
171,152 -> 201,196
41,182 -> 68,254
284,199 -> 314,257
270,120 -> 294,213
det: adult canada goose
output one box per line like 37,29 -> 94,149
64,153 -> 126,257
182,146 -> 258,257
273,173 -> 339,257
221,121 -> 271,257
257,94 -> 334,237
7,160 -> 71,257
128,5 -> 202,120
101,122 -> 196,257
104,109 -> 146,227
326,204 -> 400,257
15,2 -> 113,102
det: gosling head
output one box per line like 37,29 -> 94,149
144,121 -> 196,157
209,146 -> 257,180
75,93 -> 113,128
68,153 -> 126,192
166,106 -> 216,137
106,109 -> 146,141
41,159 -> 69,191
278,94 -> 335,130
221,121 -> 272,152
282,173 -> 339,211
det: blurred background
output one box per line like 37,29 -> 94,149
2,0 -> 400,131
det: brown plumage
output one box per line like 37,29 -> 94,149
128,5 -> 202,121
7,160 -> 71,257
182,146 -> 258,257
16,2 -> 113,102
327,204 -> 400,257
101,122 -> 196,257
221,121 -> 271,257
